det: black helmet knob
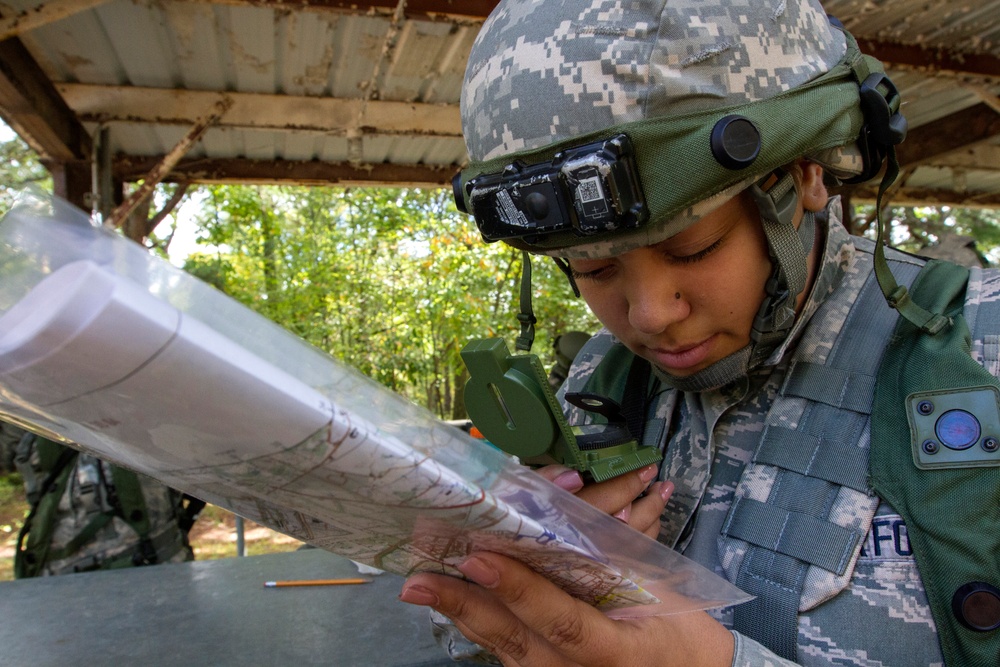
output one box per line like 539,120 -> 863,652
711,115 -> 762,170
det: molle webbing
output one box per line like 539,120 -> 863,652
726,259 -> 924,660
15,441 -> 175,577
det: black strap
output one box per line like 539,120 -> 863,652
178,494 -> 206,533
621,357 -> 652,442
551,257 -> 581,297
515,250 -> 537,352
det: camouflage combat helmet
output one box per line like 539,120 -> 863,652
454,0 -> 910,390
454,0 -> 903,258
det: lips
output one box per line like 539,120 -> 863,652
643,335 -> 716,373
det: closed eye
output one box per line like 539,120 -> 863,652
670,238 -> 723,264
570,264 -> 616,282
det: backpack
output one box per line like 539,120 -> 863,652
13,430 -> 204,577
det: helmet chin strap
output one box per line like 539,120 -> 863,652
656,171 -> 814,392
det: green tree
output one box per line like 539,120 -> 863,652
0,130 -> 51,215
183,185 -> 597,417
849,203 -> 1000,266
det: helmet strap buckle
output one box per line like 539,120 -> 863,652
846,71 -> 909,183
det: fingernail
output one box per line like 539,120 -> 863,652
399,584 -> 439,606
639,464 -> 658,484
613,506 -> 631,523
658,480 -> 675,502
457,556 -> 500,589
553,469 -> 584,492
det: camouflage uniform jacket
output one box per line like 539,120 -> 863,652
559,197 -> 1000,665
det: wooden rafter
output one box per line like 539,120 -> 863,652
0,39 -> 90,162
839,184 -> 1000,209
107,97 -> 233,228
114,155 -> 456,188
57,83 -> 461,137
190,0 -> 498,21
896,103 -> 1000,167
858,38 -> 1000,80
0,0 -> 113,42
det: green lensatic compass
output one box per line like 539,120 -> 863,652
461,337 -> 661,483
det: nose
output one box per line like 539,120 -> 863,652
625,271 -> 689,335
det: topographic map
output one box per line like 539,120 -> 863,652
0,193 -> 747,616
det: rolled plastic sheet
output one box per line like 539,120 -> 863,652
0,191 -> 750,616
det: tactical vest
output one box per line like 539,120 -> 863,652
871,260 -> 1000,666
13,433 -> 201,577
575,258 -> 1000,666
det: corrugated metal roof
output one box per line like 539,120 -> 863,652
825,0 -> 1000,206
1,0 -> 999,205
4,0 -> 476,181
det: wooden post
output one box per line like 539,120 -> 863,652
46,159 -> 92,213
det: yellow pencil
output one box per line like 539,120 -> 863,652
263,578 -> 371,587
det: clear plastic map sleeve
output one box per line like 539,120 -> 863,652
0,191 -> 749,617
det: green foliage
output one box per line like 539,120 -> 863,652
0,131 -> 51,215
1,471 -> 26,537
0,471 -> 26,582
183,185 -> 598,417
852,204 -> 1000,266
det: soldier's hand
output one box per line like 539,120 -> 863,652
400,551 -> 734,667
535,464 -> 673,540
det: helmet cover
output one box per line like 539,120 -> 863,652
460,0 -> 865,257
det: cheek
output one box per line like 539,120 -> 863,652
578,287 -> 628,330
690,251 -> 770,320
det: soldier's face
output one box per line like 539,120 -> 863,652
566,192 -> 774,377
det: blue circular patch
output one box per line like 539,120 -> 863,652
935,409 -> 981,450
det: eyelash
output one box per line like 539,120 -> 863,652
671,238 -> 723,264
569,238 -> 724,282
570,266 -> 613,282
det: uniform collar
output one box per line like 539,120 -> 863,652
761,196 -> 854,368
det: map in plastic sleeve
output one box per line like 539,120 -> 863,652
0,191 -> 750,617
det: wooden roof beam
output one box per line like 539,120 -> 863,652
896,102 -> 1000,167
107,97 -> 233,229
0,0 -> 113,42
114,155 -> 456,188
838,184 -> 1000,209
0,39 -> 91,162
858,38 -> 1000,80
57,83 -> 461,136
198,0 -> 499,22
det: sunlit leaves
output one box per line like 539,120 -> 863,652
0,132 -> 51,215
853,203 -> 999,266
182,185 -> 597,417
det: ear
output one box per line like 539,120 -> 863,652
799,161 -> 829,212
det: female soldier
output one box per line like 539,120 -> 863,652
401,0 -> 999,664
